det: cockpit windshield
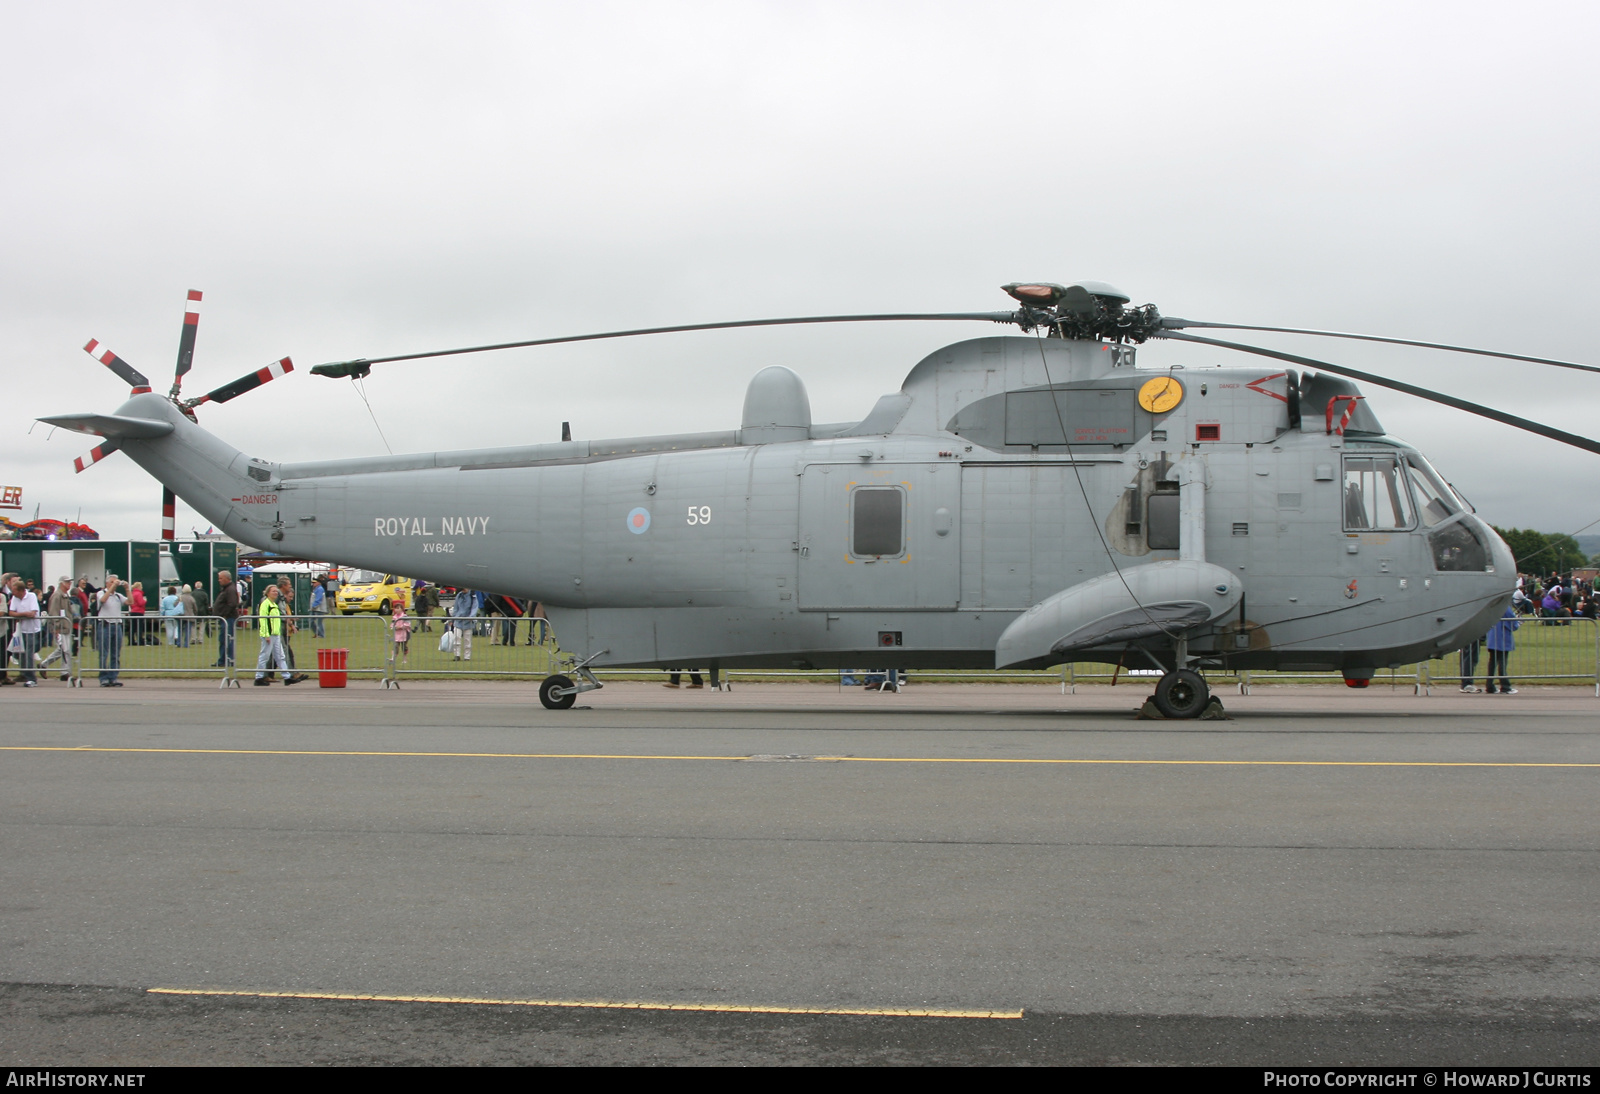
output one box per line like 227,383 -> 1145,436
1403,457 -> 1461,528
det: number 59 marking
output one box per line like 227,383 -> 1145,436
687,505 -> 712,526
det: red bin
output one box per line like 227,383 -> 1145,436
317,647 -> 348,688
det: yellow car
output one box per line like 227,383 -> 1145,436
336,571 -> 413,616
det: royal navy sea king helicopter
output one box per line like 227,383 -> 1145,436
43,281 -> 1600,715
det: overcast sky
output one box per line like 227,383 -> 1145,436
3,1 -> 1597,541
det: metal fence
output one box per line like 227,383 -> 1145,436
13,613 -> 396,688
7,609 -> 1596,696
385,612 -> 565,683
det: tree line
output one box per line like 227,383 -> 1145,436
1490,527 -> 1590,572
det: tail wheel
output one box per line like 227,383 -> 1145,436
1153,668 -> 1210,719
540,674 -> 577,710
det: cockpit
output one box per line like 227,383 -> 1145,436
1343,449 -> 1491,572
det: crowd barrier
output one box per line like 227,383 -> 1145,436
381,612 -> 564,684
4,611 -> 1595,696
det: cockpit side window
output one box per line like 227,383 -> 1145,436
1342,456 -> 1412,531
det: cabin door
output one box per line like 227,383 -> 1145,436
796,462 -> 960,610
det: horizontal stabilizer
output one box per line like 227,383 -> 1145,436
37,413 -> 176,439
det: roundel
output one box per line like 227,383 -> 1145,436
626,506 -> 651,534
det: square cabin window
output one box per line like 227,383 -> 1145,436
852,487 -> 905,557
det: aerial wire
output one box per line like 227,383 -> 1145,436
1031,328 -> 1180,648
1501,511 -> 1600,571
350,376 -> 394,455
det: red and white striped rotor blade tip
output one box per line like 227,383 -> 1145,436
193,357 -> 293,406
72,440 -> 122,474
83,340 -> 153,393
161,487 -> 176,541
170,289 -> 203,395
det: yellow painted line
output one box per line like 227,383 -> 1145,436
818,757 -> 1600,769
2,746 -> 1597,769
147,987 -> 1020,1019
0,746 -> 746,761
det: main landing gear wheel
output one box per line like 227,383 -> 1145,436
1153,668 -> 1209,719
539,674 -> 576,710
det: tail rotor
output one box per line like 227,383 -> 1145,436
72,439 -> 122,474
66,290 -> 295,540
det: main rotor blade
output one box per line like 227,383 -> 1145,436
310,312 -> 1020,377
170,289 -> 203,398
191,356 -> 294,406
161,486 -> 175,542
1153,330 -> 1600,457
1161,318 -> 1600,375
72,440 -> 121,474
83,339 -> 152,392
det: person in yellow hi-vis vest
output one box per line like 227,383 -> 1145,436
254,585 -> 307,686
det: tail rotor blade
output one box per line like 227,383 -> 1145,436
191,357 -> 294,406
161,487 -> 176,542
169,289 -> 203,398
72,440 -> 122,474
83,340 -> 152,393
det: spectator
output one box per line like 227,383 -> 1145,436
449,587 -> 478,660
191,580 -> 211,641
308,577 -> 327,638
253,584 -> 305,686
7,575 -> 41,686
416,583 -> 438,632
525,601 -> 549,646
1458,639 -> 1481,694
39,577 -> 77,682
96,575 -> 128,687
276,577 -> 300,671
180,584 -> 198,646
213,571 -> 240,668
663,668 -> 703,689
390,601 -> 412,665
161,586 -> 184,646
1484,606 -> 1521,695
1541,588 -> 1572,625
129,581 -> 148,645
75,579 -> 94,648
0,571 -> 13,685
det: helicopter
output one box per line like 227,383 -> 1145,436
40,280 -> 1600,716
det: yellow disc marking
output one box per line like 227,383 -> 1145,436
1138,376 -> 1184,413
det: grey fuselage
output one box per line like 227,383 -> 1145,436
108,335 -> 1515,674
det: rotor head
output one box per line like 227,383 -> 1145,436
1001,281 -> 1162,342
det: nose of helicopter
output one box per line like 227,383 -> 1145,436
1481,520 -> 1517,582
